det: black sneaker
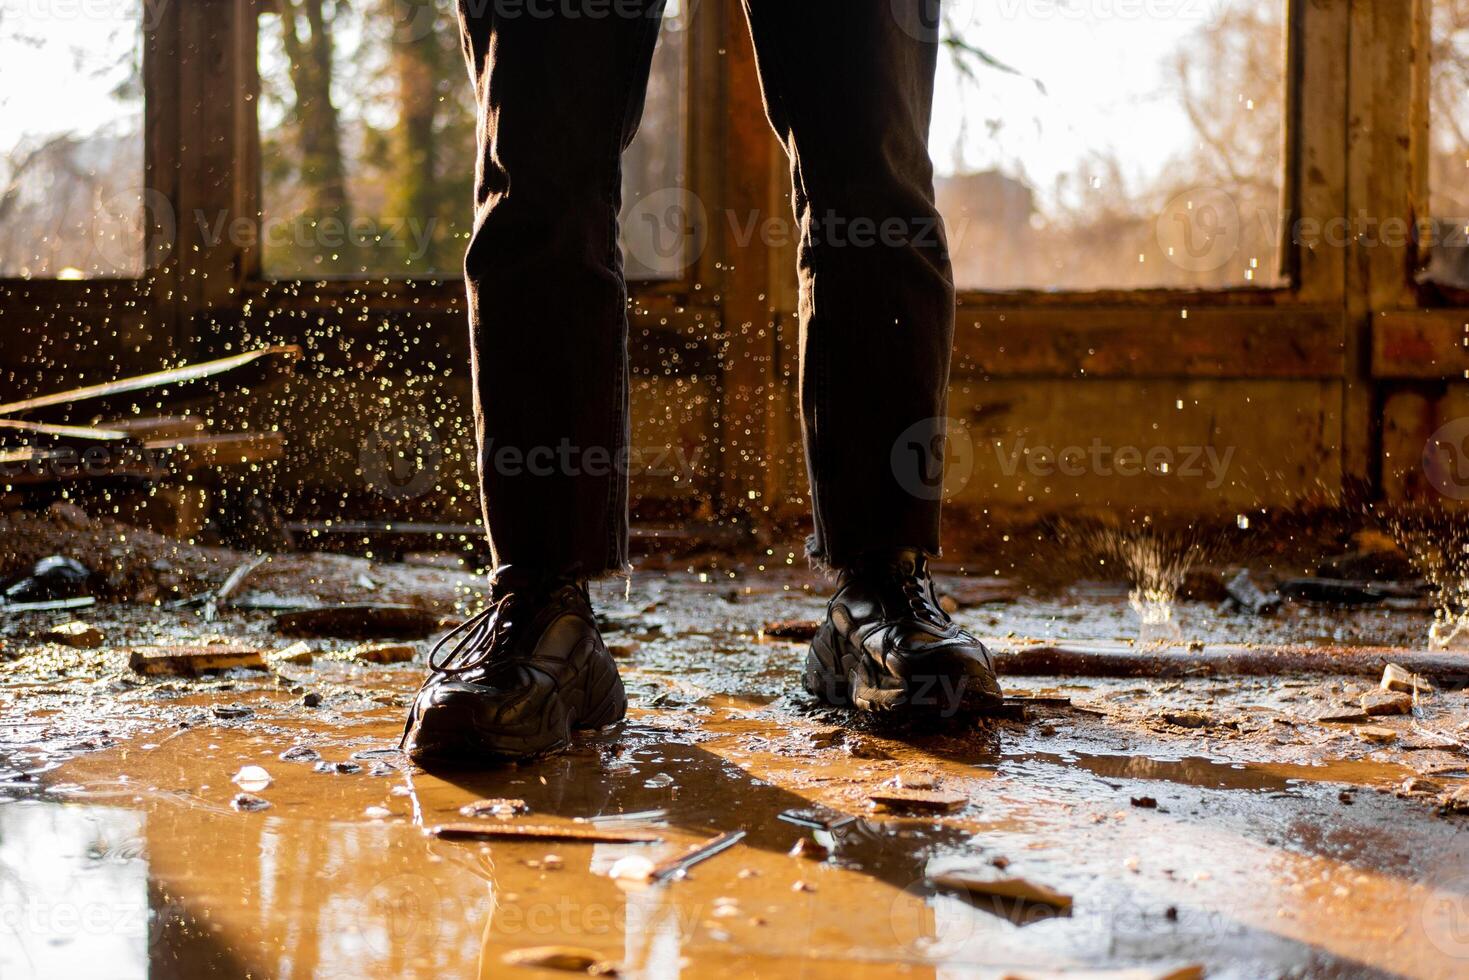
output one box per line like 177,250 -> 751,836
805,548 -> 1003,717
401,567 -> 626,765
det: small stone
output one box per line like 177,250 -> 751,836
1356,726 -> 1397,744
845,736 -> 892,760
279,745 -> 320,763
1130,796 -> 1158,809
1438,785 -> 1469,814
1397,777 -> 1443,797
808,728 -> 843,749
543,854 -> 564,870
1361,689 -> 1413,716
1160,710 -> 1211,729
42,621 -> 104,649
788,838 -> 830,861
791,880 -> 816,892
232,765 -> 272,792
231,793 -> 270,812
460,798 -> 530,818
607,855 -> 656,881
346,642 -> 416,665
301,692 -> 322,708
212,704 -> 254,720
314,760 -> 361,775
1382,663 -> 1434,694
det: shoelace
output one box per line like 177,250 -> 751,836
425,591 -> 522,676
897,569 -> 949,625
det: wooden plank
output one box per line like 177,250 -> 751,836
0,420 -> 128,441
1372,310 -> 1469,378
992,638 -> 1469,683
0,346 -> 303,417
1292,0 -> 1350,306
1346,0 -> 1421,493
950,308 -> 1344,379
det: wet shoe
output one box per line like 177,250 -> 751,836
805,548 -> 1003,717
402,567 -> 626,765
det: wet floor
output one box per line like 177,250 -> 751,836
2,565 -> 1468,978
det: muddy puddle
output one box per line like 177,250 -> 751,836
2,570 -> 1468,977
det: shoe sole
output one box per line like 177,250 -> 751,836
803,620 -> 1003,718
406,637 -> 627,767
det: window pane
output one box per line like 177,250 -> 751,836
1427,0 -> 1469,290
0,0 -> 145,278
931,1 -> 1286,291
257,0 -> 687,280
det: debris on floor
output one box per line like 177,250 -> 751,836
40,620 -> 104,648
929,868 -> 1075,913
868,787 -> 969,813
428,823 -> 663,844
645,829 -> 747,883
126,643 -> 266,675
758,619 -> 819,642
2,518 -> 1468,977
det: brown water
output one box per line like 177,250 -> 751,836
2,572 -> 1467,978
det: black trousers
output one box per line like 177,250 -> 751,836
459,1 -> 956,577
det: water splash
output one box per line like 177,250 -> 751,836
1066,522 -> 1210,644
1384,511 -> 1469,650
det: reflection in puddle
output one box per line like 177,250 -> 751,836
0,693 -> 1462,977
0,803 -> 148,978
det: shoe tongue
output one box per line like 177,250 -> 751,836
488,565 -> 582,602
860,548 -> 926,578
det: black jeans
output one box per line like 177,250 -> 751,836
459,0 -> 955,577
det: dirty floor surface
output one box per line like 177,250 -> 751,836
2,564 -> 1468,979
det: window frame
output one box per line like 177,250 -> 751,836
0,0 -> 1453,515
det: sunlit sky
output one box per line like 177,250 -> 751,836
1,0 -> 1270,217
930,0 -> 1262,205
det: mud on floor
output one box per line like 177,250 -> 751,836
2,562 -> 1468,978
